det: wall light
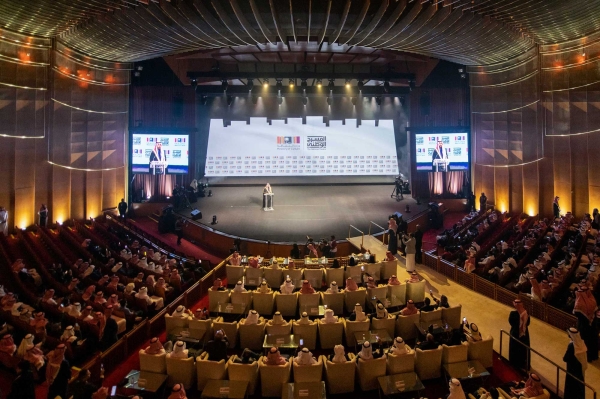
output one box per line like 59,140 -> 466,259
263,79 -> 269,88
316,79 -> 322,88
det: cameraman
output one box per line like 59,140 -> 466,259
175,217 -> 187,246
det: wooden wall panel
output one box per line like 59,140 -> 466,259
522,162 -> 539,216
551,136 -> 572,213
509,166 -> 523,214
570,134 -> 589,216
494,168 -> 510,212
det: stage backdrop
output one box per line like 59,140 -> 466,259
205,117 -> 398,177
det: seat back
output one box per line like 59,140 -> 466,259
324,354 -> 356,394
188,318 -> 212,342
324,268 -> 345,287
303,269 -> 324,289
317,320 -> 344,349
442,305 -> 462,330
239,319 -> 266,351
262,268 -> 283,288
356,356 -> 387,391
226,265 -> 245,285
212,320 -> 238,348
139,349 -> 167,374
165,353 -> 196,389
367,286 -> 388,302
284,269 -> 304,289
405,280 -> 426,302
442,343 -> 468,364
292,355 -> 324,382
227,357 -> 259,395
344,289 -> 367,313
208,289 -> 231,313
344,319 -> 370,347
298,292 -> 320,313
381,260 -> 398,279
420,309 -> 443,325
165,314 -> 189,336
371,315 -> 396,339
415,346 -> 443,380
387,284 -> 406,307
266,321 -> 292,336
364,262 -> 382,280
230,291 -> 252,310
259,357 -> 291,397
275,292 -> 298,317
467,334 -> 494,368
395,313 -> 420,341
321,292 -> 344,315
345,265 -> 362,280
245,267 -> 263,286
196,352 -> 227,391
386,350 -> 415,374
252,292 -> 275,315
292,322 -> 318,350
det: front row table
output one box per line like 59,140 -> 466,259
378,372 -> 425,398
124,370 -> 168,394
201,379 -> 249,399
282,381 -> 326,399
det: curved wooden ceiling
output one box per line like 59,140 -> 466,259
1,0 -> 599,65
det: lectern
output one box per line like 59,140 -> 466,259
263,193 -> 274,211
433,159 -> 448,172
150,161 -> 167,175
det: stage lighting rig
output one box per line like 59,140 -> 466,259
191,79 -> 198,89
376,96 -> 382,106
326,96 -> 332,106
289,79 -> 295,88
251,95 -> 258,105
263,79 -> 269,88
357,80 -> 364,91
221,79 -> 228,92
316,79 -> 322,88
227,95 -> 233,106
277,96 -> 283,105
345,79 -> 351,88
351,97 -> 357,106
302,96 -> 308,105
276,79 -> 283,92
328,79 -> 335,91
246,78 -> 254,91
301,78 -> 308,89
383,80 -> 390,93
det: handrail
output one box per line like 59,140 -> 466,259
368,221 -> 385,236
498,329 -> 596,399
348,225 -> 364,248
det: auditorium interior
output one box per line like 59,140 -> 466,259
1,1 -> 600,398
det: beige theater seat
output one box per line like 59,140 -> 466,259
112,315 -> 127,335
189,318 -> 214,342
252,291 -> 275,315
371,314 -> 396,339
364,262 -> 382,281
321,291 -> 344,315
208,289 -> 231,313
139,349 -> 167,374
303,268 -> 324,289
497,387 -> 551,399
415,346 -> 443,380
356,356 -> 387,391
388,284 -> 406,307
258,356 -> 291,397
344,289 -> 367,313
263,267 -> 283,288
324,354 -> 356,394
227,356 -> 259,395
166,353 -> 196,389
467,334 -> 494,368
317,318 -> 344,349
298,292 -> 320,314
212,320 -> 239,348
406,280 -> 426,303
420,309 -> 443,326
293,355 -> 324,382
442,305 -> 462,330
343,318 -> 370,347
266,318 -> 292,336
230,291 -> 252,311
386,350 -> 415,374
345,265 -> 362,280
239,317 -> 266,351
367,286 -> 388,302
285,269 -> 304,289
196,352 -> 227,391
292,319 -> 318,350
165,314 -> 189,337
395,313 -> 420,341
245,267 -> 263,286
324,268 -> 345,287
381,260 -> 398,279
442,342 -> 468,365
275,292 -> 298,317
226,265 -> 245,285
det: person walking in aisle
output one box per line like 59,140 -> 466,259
413,225 -> 423,264
118,198 -> 128,218
402,233 -> 416,272
508,299 -> 530,371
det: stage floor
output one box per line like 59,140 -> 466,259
176,185 -> 428,243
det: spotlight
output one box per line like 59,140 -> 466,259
191,79 -> 198,89
134,71 -> 141,77
211,215 -> 218,225
227,95 -> 233,106
301,79 -> 308,89
357,80 -> 364,90
137,66 -> 143,71
316,79 -> 322,88
252,95 -> 258,105
200,95 -> 208,105
345,80 -> 351,88
383,80 -> 390,93
263,79 -> 269,88
328,79 -> 335,90
302,96 -> 308,105
276,79 -> 283,91
327,96 -> 332,106
460,73 -> 466,79
289,79 -> 295,88
375,96 -> 382,106
458,68 -> 464,73
277,96 -> 283,105
247,79 -> 254,91
221,80 -> 228,91
351,97 -> 357,106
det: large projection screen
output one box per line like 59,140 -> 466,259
204,117 -> 399,176
414,132 -> 469,172
132,133 -> 190,174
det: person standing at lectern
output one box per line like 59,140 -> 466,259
262,183 -> 272,209
431,140 -> 448,170
118,199 -> 127,218
149,142 -> 167,173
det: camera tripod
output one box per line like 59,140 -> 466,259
390,184 -> 404,201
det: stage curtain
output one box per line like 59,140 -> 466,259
446,171 -> 464,195
133,174 -> 175,199
428,172 -> 444,195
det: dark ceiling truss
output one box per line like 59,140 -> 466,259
0,0 -> 599,65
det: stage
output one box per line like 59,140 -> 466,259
175,184 -> 429,243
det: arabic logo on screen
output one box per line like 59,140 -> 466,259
276,136 -> 301,150
453,148 -> 462,156
416,136 -> 424,145
133,137 -> 141,145
174,137 -> 186,146
442,136 -> 450,144
145,149 -> 152,157
172,150 -> 181,158
307,136 -> 326,150
160,137 -> 170,145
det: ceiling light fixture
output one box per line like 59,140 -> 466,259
316,79 -> 322,88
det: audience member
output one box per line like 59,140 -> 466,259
509,299 -> 530,370
300,280 -> 315,294
345,277 -> 359,292
322,309 -> 337,324
356,340 -> 384,361
204,330 -> 228,361
401,300 -> 418,316
145,337 -> 165,355
7,361 -> 35,399
168,384 -> 187,399
69,368 -> 98,399
265,347 -> 286,365
331,344 -> 347,363
349,303 -> 367,322
417,333 -> 439,351
563,327 -> 586,399
47,344 -> 70,399
280,278 -> 295,294
294,347 -> 317,365
447,378 -> 467,399
389,337 -> 411,355
170,341 -> 188,358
